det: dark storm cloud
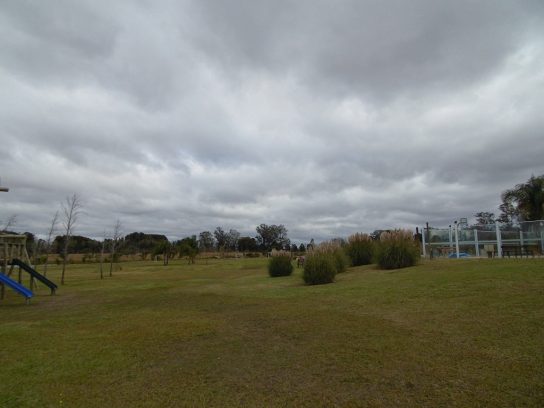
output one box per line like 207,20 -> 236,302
1,1 -> 543,241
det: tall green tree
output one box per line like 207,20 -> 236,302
238,236 -> 258,252
255,224 -> 289,251
500,175 -> 544,222
473,211 -> 495,226
497,201 -> 516,225
153,241 -> 173,265
178,236 -> 199,264
214,227 -> 228,251
122,232 -> 168,260
198,231 -> 215,251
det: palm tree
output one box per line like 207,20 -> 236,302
501,175 -> 544,222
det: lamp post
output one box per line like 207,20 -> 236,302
449,224 -> 453,253
540,222 -> 544,254
454,221 -> 460,259
495,219 -> 502,258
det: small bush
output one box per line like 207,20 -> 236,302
376,230 -> 420,269
303,252 -> 337,285
268,255 -> 293,277
346,233 -> 374,266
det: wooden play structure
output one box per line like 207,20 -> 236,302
1,234 -> 32,273
1,234 -> 32,299
1,183 -> 57,302
0,234 -> 58,301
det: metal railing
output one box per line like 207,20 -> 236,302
420,220 -> 544,258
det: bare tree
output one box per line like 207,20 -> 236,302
109,219 -> 122,277
42,211 -> 59,277
99,229 -> 107,279
32,239 -> 41,268
1,214 -> 17,232
61,194 -> 82,285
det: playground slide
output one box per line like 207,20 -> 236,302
10,259 -> 58,294
0,273 -> 33,300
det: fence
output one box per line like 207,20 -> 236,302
420,220 -> 544,258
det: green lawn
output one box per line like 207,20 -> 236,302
1,258 -> 543,407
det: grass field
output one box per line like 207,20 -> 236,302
1,258 -> 543,407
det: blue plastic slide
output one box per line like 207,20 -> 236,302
0,273 -> 33,300
11,258 -> 57,294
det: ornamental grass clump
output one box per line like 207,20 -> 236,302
346,233 -> 374,266
314,241 -> 349,273
268,255 -> 293,277
333,246 -> 350,274
376,230 -> 420,270
302,241 -> 347,284
303,252 -> 337,285
332,248 -> 349,273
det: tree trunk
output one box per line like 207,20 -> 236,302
43,255 -> 49,277
100,243 -> 105,279
61,241 -> 68,285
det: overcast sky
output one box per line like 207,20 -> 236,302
1,1 -> 543,242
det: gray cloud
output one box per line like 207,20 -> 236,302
192,0 -> 543,98
1,1 -> 543,243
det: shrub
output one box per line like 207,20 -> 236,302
345,233 -> 374,266
376,230 -> 420,269
268,255 -> 293,277
303,252 -> 337,285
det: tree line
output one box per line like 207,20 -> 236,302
21,223 -> 311,263
3,193 -> 311,284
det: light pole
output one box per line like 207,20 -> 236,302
495,219 -> 502,258
449,224 -> 453,253
454,221 -> 460,259
540,222 -> 544,254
